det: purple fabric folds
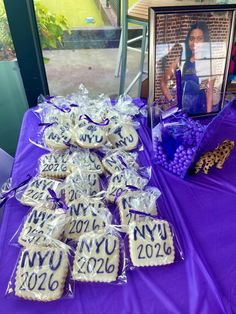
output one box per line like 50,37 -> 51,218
0,99 -> 236,313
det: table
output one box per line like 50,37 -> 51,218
0,100 -> 236,314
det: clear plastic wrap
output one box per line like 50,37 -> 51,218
68,149 -> 104,175
79,95 -> 111,124
5,242 -> 74,301
40,106 -> 72,128
74,118 -> 108,149
71,225 -> 127,284
102,149 -> 139,174
36,95 -> 72,127
116,186 -> 161,225
106,168 -> 149,203
16,176 -> 63,207
0,178 -> 14,207
10,203 -> 69,247
0,176 -> 32,208
65,195 -> 112,241
30,119 -> 78,151
152,109 -> 206,177
43,123 -> 74,150
112,94 -> 141,117
105,109 -> 131,134
128,218 -> 184,268
107,122 -> 140,152
63,169 -> 104,204
68,89 -> 111,126
38,150 -> 71,179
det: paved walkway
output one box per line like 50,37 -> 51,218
43,48 -> 147,98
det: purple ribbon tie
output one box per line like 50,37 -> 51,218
129,209 -> 158,219
53,105 -> 71,113
79,114 -> 109,126
38,122 -> 57,128
48,188 -> 67,211
114,185 -> 139,203
0,175 -> 32,207
45,95 -> 56,102
63,140 -> 71,147
45,97 -> 71,113
126,185 -> 139,191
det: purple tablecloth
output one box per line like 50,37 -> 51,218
0,101 -> 236,314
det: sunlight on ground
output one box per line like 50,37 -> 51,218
38,0 -> 105,27
38,0 -> 137,28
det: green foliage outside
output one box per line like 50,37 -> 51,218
0,0 -> 138,59
0,0 -> 70,60
39,0 -> 105,27
0,1 -> 12,56
35,1 -> 70,49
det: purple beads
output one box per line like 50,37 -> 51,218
154,115 -> 206,177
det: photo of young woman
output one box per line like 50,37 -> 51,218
160,21 -> 216,114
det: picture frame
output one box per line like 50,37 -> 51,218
148,4 -> 236,124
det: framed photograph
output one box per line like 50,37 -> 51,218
148,4 -> 236,122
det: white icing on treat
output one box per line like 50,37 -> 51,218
20,177 -> 61,207
18,207 -> 67,247
72,231 -> 119,282
15,246 -> 69,301
106,169 -> 148,203
108,125 -> 139,151
129,220 -> 175,267
67,106 -> 84,126
75,123 -> 107,148
65,171 -> 100,202
68,150 -> 104,174
117,190 -> 158,225
44,124 -> 72,150
102,150 -> 138,174
65,197 -> 111,240
43,108 -> 71,127
39,152 -> 70,179
105,110 -> 123,133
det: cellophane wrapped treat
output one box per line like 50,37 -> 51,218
6,241 -> 74,301
128,218 -> 176,267
65,195 -> 112,241
63,169 -> 104,204
17,176 -> 63,207
71,225 -> 127,284
102,149 -> 139,174
106,168 -> 149,203
4,86 -> 186,301
116,186 -> 161,225
68,149 -> 104,175
10,202 -> 69,248
107,119 -> 141,152
38,150 -> 71,179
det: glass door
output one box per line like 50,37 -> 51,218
33,0 -> 140,98
0,0 -> 28,156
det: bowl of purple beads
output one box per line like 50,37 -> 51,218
153,112 -> 206,177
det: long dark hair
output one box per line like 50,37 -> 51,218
185,21 -> 210,61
